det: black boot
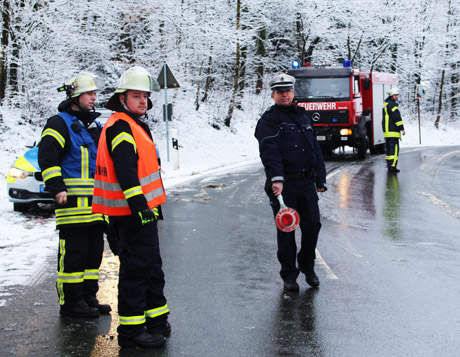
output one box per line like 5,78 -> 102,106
305,269 -> 320,288
146,319 -> 172,338
60,300 -> 100,318
118,331 -> 166,348
283,279 -> 300,291
86,297 -> 111,314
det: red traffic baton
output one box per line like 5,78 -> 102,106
275,194 -> 300,232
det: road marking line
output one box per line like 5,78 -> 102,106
419,149 -> 460,174
326,169 -> 342,180
417,191 -> 460,220
317,171 -> 340,280
316,249 -> 338,280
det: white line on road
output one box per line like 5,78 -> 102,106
316,171 -> 342,281
316,249 -> 338,280
417,191 -> 460,220
419,149 -> 460,175
326,169 -> 342,180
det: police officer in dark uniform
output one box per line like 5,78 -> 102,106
382,87 -> 405,173
255,73 -> 327,291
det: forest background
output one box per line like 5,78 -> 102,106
0,0 -> 459,136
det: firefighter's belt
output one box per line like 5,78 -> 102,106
285,170 -> 316,179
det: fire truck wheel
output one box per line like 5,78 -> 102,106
357,138 -> 368,160
377,143 -> 386,154
321,147 -> 333,157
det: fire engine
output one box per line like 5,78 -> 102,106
287,60 -> 398,159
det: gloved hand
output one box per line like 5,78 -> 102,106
137,207 -> 159,226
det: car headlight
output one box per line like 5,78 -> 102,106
8,167 -> 33,179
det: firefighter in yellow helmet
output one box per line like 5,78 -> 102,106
382,87 -> 406,173
38,71 -> 111,318
93,66 -> 170,348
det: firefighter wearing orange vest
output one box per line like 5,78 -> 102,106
92,66 -> 170,349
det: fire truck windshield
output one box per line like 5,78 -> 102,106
294,77 -> 350,101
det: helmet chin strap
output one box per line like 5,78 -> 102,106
71,96 -> 93,112
121,94 -> 146,119
121,100 -> 138,118
70,97 -> 83,111
122,102 -> 131,113
120,92 -> 129,112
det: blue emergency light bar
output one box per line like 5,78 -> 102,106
343,60 -> 352,68
291,60 -> 301,69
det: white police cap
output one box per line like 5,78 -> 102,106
269,73 -> 296,91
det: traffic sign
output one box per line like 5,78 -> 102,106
157,63 -> 180,89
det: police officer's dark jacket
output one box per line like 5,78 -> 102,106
254,104 -> 326,188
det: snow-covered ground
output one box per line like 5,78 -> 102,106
0,99 -> 459,306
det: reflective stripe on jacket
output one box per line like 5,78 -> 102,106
56,112 -> 100,196
41,112 -> 104,228
382,98 -> 404,139
92,112 -> 166,216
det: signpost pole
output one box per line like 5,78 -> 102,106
171,128 -> 180,169
157,62 -> 180,163
415,83 -> 427,145
164,62 -> 170,162
417,97 -> 421,145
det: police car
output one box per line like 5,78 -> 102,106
6,143 -> 53,212
6,109 -> 112,212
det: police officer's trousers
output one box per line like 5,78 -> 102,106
385,137 -> 400,168
56,224 -> 104,306
266,177 -> 322,282
112,216 -> 169,339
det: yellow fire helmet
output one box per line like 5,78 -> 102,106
114,66 -> 160,94
57,71 -> 100,98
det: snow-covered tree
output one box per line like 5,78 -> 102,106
1,0 -> 460,130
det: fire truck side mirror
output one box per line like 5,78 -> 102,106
363,78 -> 371,90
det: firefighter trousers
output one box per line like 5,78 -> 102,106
266,177 -> 322,282
56,224 -> 104,306
112,216 -> 169,339
385,137 -> 400,168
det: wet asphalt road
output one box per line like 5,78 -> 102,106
1,146 -> 460,356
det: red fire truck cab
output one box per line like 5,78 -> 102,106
287,62 -> 398,159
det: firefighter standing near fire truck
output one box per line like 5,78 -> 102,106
383,88 -> 405,173
92,66 -> 170,349
38,72 -> 111,318
255,73 -> 327,292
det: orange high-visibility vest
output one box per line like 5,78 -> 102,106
92,112 -> 166,216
